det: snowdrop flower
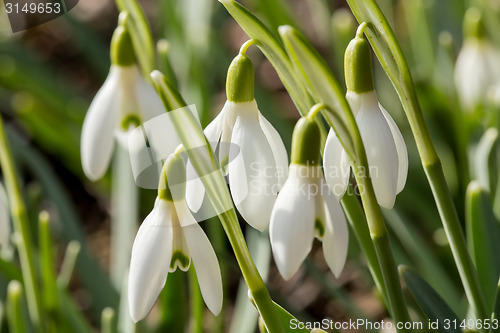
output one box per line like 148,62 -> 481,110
324,33 -> 407,209
201,44 -> 288,231
270,116 -> 348,280
81,22 -> 164,181
0,182 -> 10,245
455,8 -> 500,111
128,153 -> 222,322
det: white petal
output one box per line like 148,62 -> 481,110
142,114 -> 181,168
454,40 -> 499,110
352,92 -> 399,209
169,223 -> 191,272
258,111 -> 289,190
0,183 -> 10,245
219,101 -> 239,170
204,109 -> 224,145
185,160 -> 205,213
379,104 -> 408,194
183,222 -> 223,316
323,128 -> 350,200
228,103 -> 278,231
321,182 -> 349,277
269,165 -> 316,280
80,67 -> 121,181
135,72 -> 167,121
128,199 -> 173,322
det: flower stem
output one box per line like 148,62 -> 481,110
318,103 -> 411,330
345,0 -> 489,318
0,117 -> 43,331
239,39 -> 259,55
219,210 -> 285,333
110,145 -> 138,289
352,163 -> 412,332
340,190 -> 388,308
151,71 -> 284,332
188,268 -> 204,333
424,159 -> 488,319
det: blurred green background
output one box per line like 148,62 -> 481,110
1,0 -> 499,332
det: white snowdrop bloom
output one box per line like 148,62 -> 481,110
128,154 -> 222,322
454,8 -> 500,111
80,25 -> 165,181
270,117 -> 348,280
324,34 -> 407,209
455,40 -> 500,110
0,182 -> 10,246
347,91 -> 408,209
201,52 -> 288,231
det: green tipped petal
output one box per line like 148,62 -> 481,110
345,36 -> 374,93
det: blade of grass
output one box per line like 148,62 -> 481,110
400,266 -> 461,333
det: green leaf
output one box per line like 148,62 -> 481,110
492,279 -> 500,333
7,129 -> 118,319
466,181 -> 500,310
278,25 -> 356,160
272,302 -> 309,333
400,266 -> 461,333
6,281 -> 31,333
219,0 -> 312,116
474,128 -> 499,195
39,212 -> 59,313
229,228 -> 271,333
0,257 -> 22,281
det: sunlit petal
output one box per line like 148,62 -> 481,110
80,67 -> 121,181
219,101 -> 239,168
183,222 -> 223,316
135,70 -> 167,121
351,92 -> 398,208
379,104 -> 408,194
321,182 -> 349,278
128,198 -> 173,322
258,111 -> 289,190
228,104 -> 278,231
185,160 -> 205,213
455,41 -> 500,110
323,128 -> 350,200
269,165 -> 316,279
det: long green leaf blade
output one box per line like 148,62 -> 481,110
400,266 -> 461,333
492,279 -> 500,333
466,181 -> 500,309
278,25 -> 356,159
219,0 -> 312,115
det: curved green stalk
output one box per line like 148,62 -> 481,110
278,25 -> 411,330
110,146 -> 138,289
345,0 -> 488,320
341,190 -> 388,308
151,71 -> 284,333
0,117 -> 43,332
189,268 -> 204,333
218,1 -> 411,328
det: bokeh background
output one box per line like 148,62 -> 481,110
0,0 -> 499,332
